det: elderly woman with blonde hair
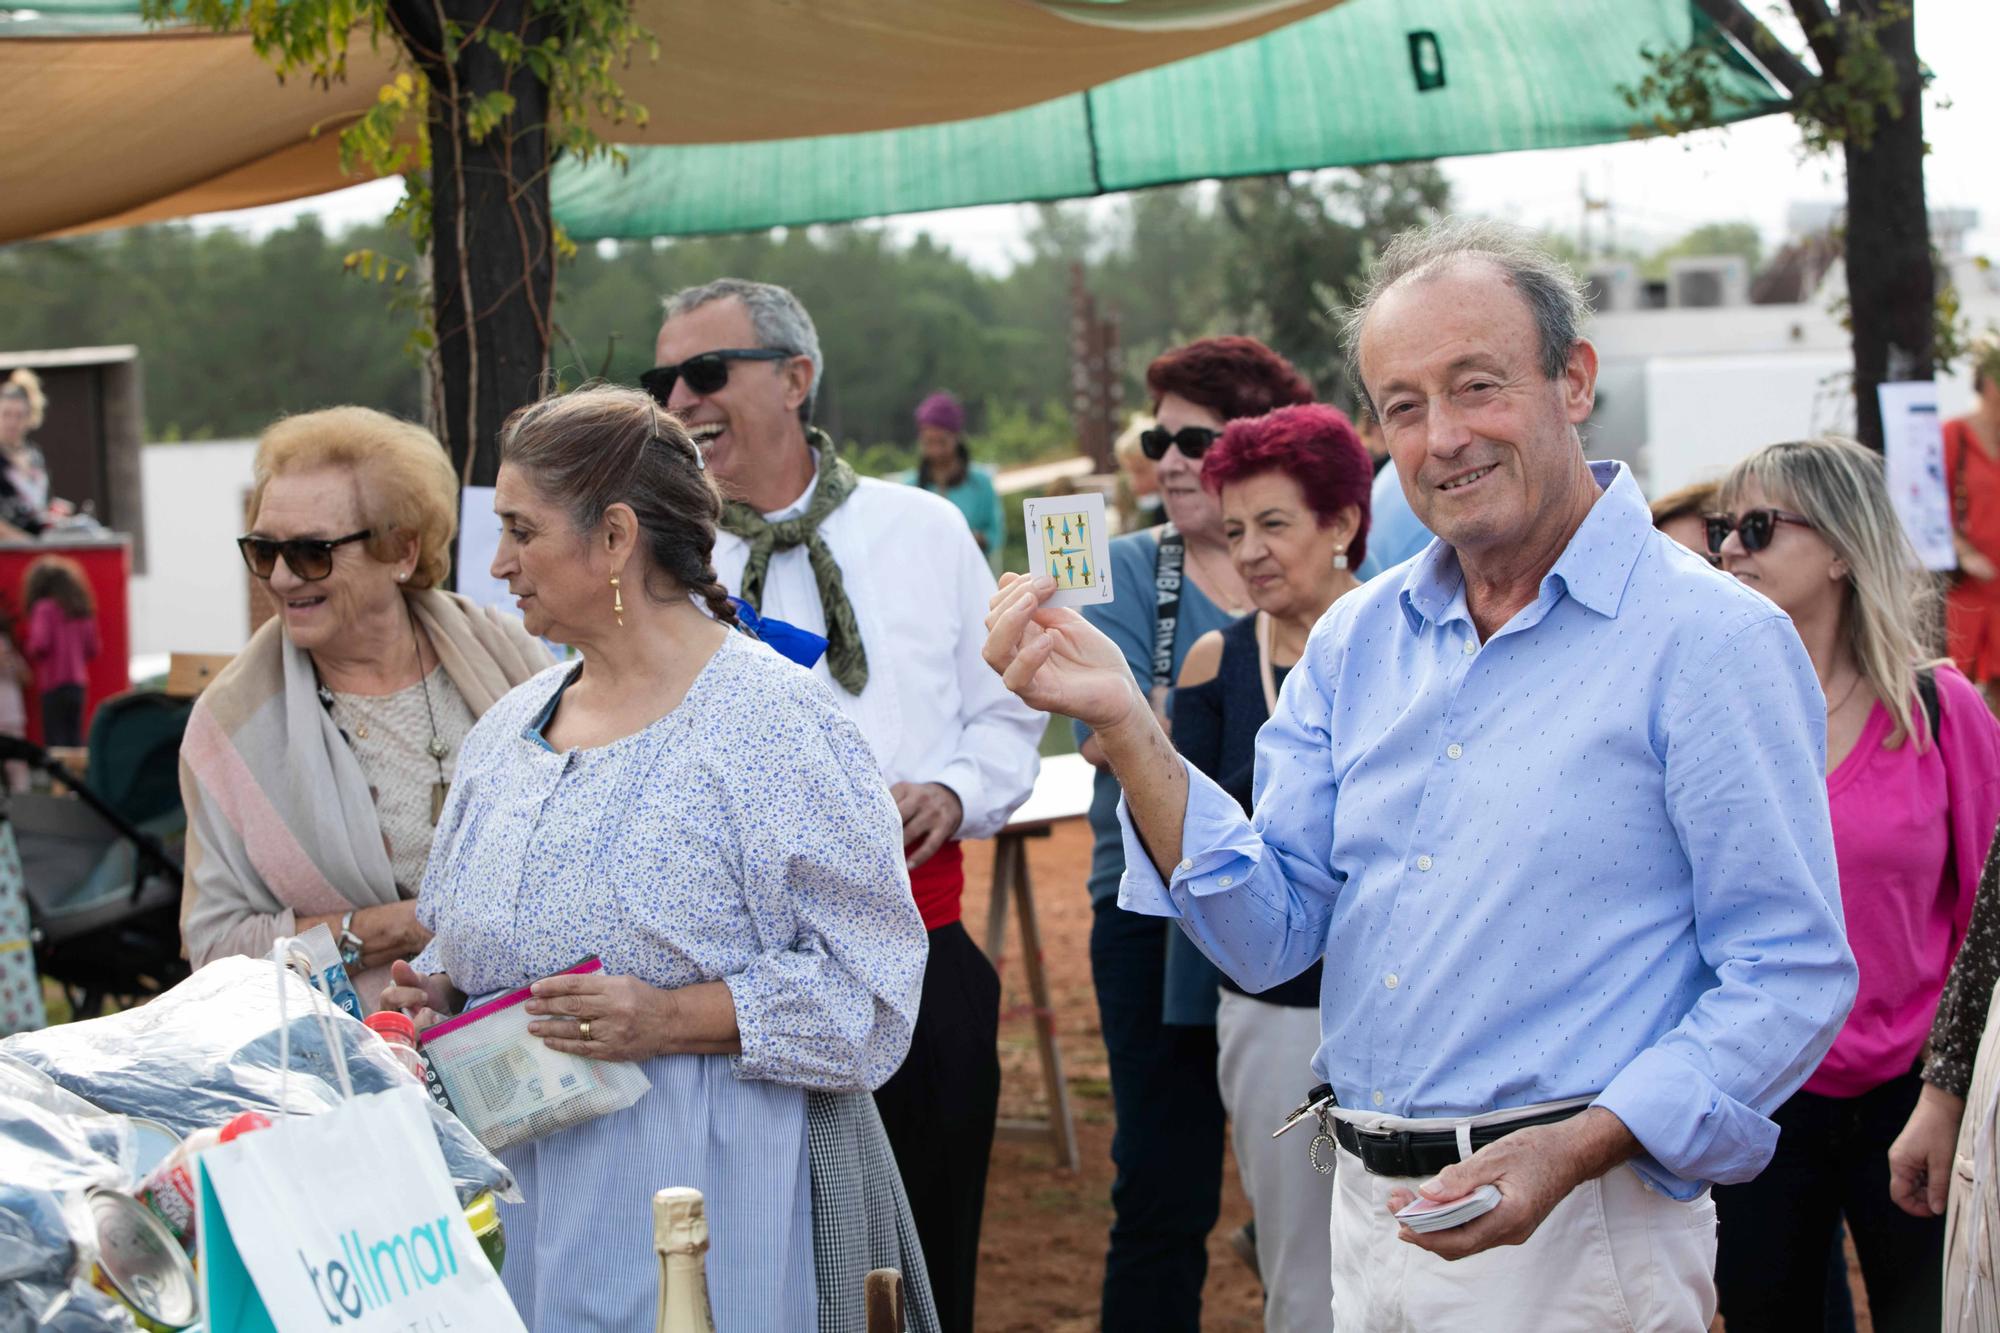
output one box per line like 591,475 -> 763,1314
178,407 -> 549,1005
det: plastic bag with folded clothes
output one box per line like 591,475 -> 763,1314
0,1058 -> 133,1332
0,955 -> 517,1207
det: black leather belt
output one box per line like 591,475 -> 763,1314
1334,1103 -> 1587,1178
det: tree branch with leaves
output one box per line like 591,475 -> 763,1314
146,0 -> 655,490
1621,0 -> 1958,452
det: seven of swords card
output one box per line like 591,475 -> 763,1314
1023,492 -> 1113,607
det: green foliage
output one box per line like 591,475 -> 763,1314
988,166 -> 1450,417
1618,38 -> 1761,140
146,0 -> 656,345
0,217 -> 424,440
1791,2 -> 1911,156
0,166 -> 1449,450
1617,2 -> 1914,154
1636,220 -> 1764,280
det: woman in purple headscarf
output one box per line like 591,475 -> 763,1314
902,391 -> 1005,573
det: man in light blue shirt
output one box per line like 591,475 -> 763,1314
982,220 -> 1855,1329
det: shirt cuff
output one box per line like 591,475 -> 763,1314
1594,1045 -> 1779,1195
721,967 -> 785,1085
1113,756 -> 1267,917
929,758 -> 989,841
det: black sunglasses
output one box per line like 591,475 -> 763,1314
640,348 -> 795,404
1704,508 -> 1814,556
1139,425 -> 1221,461
236,529 -> 373,582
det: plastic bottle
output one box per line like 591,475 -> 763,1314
364,1010 -> 429,1083
654,1187 -> 716,1333
133,1111 -> 271,1253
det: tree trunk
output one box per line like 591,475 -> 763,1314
1837,0 -> 1932,452
392,0 -> 557,499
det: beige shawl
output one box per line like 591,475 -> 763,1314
178,589 -> 549,1000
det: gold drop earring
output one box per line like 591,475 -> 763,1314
611,575 -> 624,626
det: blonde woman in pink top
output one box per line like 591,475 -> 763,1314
1703,437 -> 2000,1332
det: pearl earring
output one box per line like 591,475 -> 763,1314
397,572 -> 408,583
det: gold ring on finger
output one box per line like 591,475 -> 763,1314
578,1019 -> 593,1042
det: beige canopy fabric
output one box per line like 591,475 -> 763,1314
0,0 -> 1340,243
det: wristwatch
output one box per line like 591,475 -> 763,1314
337,910 -> 364,969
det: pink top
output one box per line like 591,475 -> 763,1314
24,599 -> 97,689
1808,663 -> 2000,1097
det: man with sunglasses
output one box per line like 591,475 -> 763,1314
984,220 -> 1856,1330
653,279 -> 1043,1333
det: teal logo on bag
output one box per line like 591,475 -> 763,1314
298,1219 -> 461,1324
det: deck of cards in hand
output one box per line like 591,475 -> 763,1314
1395,1184 -> 1502,1233
1024,493 -> 1113,607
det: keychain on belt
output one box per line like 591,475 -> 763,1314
1274,1083 -> 1339,1175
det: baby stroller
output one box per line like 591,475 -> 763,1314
4,689 -> 193,1019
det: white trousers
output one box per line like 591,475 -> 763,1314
1329,1143 -> 1718,1332
1216,990 -> 1337,1333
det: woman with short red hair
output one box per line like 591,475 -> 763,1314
1171,403 -> 1371,1331
1076,335 -> 1313,1332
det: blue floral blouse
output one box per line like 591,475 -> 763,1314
412,631 -> 926,1091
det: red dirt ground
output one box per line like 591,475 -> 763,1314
960,820 -> 1874,1333
963,820 -> 1265,1333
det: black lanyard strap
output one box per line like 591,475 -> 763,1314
1150,525 -> 1185,694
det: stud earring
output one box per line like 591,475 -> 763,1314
397,571 -> 409,583
611,575 -> 624,626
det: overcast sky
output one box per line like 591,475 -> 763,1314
211,3 -> 1998,274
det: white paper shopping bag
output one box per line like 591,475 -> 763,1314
199,1084 -> 526,1333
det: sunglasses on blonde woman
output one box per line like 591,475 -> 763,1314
236,530 -> 373,582
1703,508 -> 1814,556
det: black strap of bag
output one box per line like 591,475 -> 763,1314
1919,666 -> 1941,740
1151,525 -> 1186,694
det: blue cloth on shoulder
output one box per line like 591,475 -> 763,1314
730,597 -> 828,669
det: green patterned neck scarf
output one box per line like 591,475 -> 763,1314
721,428 -> 868,694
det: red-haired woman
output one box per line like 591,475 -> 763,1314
1170,404 -> 1370,1332
1076,336 -> 1313,1332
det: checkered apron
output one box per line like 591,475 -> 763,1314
807,1089 -> 939,1333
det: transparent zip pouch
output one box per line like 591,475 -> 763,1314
417,958 -> 651,1153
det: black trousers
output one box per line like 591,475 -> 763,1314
1715,1071 -> 1944,1333
39,684 -> 84,748
873,920 -> 1000,1333
1089,898 -> 1227,1333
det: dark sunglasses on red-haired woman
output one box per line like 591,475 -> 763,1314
1139,425 -> 1221,461
1704,508 -> 1814,556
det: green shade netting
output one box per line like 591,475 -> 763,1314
552,0 -> 1783,240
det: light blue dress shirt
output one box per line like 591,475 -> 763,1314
1117,460 -> 1856,1197
1355,460 -> 1433,580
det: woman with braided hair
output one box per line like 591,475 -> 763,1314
382,385 -> 932,1331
